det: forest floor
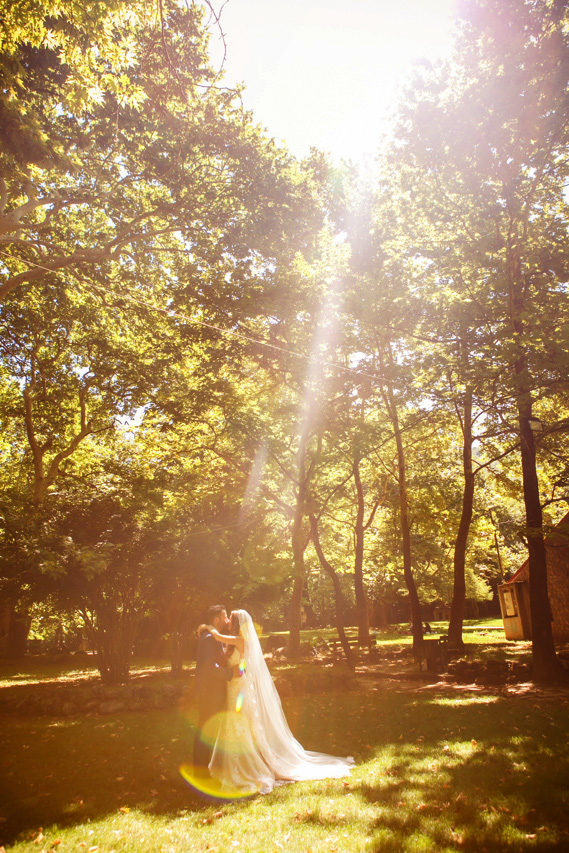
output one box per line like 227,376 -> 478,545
2,623 -> 569,852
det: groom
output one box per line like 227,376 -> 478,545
193,604 -> 238,776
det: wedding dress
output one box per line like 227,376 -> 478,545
209,610 -> 354,794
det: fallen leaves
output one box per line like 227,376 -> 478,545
201,810 -> 225,825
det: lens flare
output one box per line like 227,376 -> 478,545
179,762 -> 253,800
180,709 -> 261,800
239,659 -> 246,675
235,692 -> 243,712
185,711 -> 262,760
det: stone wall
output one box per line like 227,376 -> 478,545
0,679 -> 191,717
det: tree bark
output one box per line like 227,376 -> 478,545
170,631 -> 184,678
507,236 -> 560,681
82,608 -> 137,684
309,513 -> 356,671
1,604 -> 31,658
381,366 -> 423,653
170,614 -> 187,677
448,386 -> 474,649
287,479 -> 307,658
287,417 -> 317,659
518,397 -> 559,681
352,458 -> 370,643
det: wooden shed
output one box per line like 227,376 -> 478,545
498,512 -> 569,642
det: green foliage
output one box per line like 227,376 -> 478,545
2,0 -> 569,665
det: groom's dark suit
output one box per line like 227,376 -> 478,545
193,629 -> 234,773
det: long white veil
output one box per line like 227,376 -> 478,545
236,610 -> 354,781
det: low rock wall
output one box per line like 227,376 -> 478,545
0,679 -> 191,717
446,659 -> 532,685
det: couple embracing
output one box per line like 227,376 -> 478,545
193,605 -> 354,795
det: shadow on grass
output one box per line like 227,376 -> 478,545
303,691 -> 569,851
1,690 -> 569,851
0,710 -> 206,845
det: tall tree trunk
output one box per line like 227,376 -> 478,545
448,386 -> 474,649
507,236 -> 560,682
2,604 -> 31,658
518,395 -> 559,681
382,370 -> 423,653
170,624 -> 185,677
287,479 -> 307,659
166,596 -> 188,677
352,457 -> 370,643
309,514 -> 356,671
83,607 -> 137,684
287,418 -> 318,659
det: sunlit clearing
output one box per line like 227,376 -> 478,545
427,695 -> 500,706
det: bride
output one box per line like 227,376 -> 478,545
205,609 -> 354,795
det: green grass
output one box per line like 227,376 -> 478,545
303,619 -> 507,644
2,684 -> 569,852
2,622 -> 563,852
0,658 -> 173,689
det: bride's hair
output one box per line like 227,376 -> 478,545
229,611 -> 241,635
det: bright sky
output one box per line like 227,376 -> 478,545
207,0 -> 458,162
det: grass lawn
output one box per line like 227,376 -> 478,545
0,659 -> 173,690
1,624 -> 567,852
2,676 -> 569,852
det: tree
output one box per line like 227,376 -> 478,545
309,513 -> 355,669
0,0 -> 329,668
0,0 -> 320,301
382,0 -> 569,679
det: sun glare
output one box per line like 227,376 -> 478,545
208,0 -> 457,160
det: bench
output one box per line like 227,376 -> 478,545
328,636 -> 376,653
415,637 -> 442,671
438,634 -> 464,657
